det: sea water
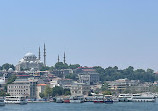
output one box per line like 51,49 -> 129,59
0,101 -> 158,111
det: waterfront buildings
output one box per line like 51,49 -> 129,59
7,79 -> 38,99
70,83 -> 90,96
78,72 -> 99,85
107,78 -> 140,92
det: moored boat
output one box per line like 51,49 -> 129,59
69,96 -> 84,103
64,98 -> 70,103
118,94 -> 132,102
56,97 -> 63,103
0,98 -> 5,106
93,95 -> 104,103
131,94 -> 156,102
104,95 -> 113,104
5,96 -> 27,104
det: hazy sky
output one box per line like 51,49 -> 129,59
0,0 -> 158,71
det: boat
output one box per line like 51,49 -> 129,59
63,98 -> 70,103
69,96 -> 84,103
5,96 -> 27,104
131,94 -> 156,102
112,96 -> 119,102
93,95 -> 104,103
118,93 -> 156,102
55,97 -> 63,103
118,94 -> 133,102
104,95 -> 113,104
0,98 -> 5,106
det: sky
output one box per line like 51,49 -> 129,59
0,0 -> 158,71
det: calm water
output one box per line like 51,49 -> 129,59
1,101 -> 158,111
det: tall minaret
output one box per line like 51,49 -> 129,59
39,47 -> 41,60
44,43 -> 46,66
58,55 -> 60,63
63,52 -> 66,64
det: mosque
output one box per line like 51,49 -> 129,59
15,44 -> 46,71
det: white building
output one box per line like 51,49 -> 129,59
7,79 -> 38,99
70,83 -> 90,96
78,73 -> 100,85
16,52 -> 43,71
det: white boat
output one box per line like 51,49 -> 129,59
69,96 -> 84,103
118,94 -> 133,102
0,98 -> 5,106
132,94 -> 156,102
5,96 -> 27,104
56,97 -> 63,103
118,94 -> 156,102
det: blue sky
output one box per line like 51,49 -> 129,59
0,0 -> 158,71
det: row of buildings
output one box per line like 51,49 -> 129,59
0,52 -> 100,99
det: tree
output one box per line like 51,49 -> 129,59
49,66 -> 54,71
44,85 -> 52,98
102,91 -> 112,95
7,74 -> 17,84
63,89 -> 71,96
101,82 -> 109,91
69,64 -> 80,69
65,73 -> 77,80
2,63 -> 15,71
52,86 -> 63,97
40,66 -> 50,71
39,93 -> 45,98
55,62 -> 68,69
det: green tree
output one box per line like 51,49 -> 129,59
101,82 -> 109,91
7,74 -> 17,84
65,73 -> 77,80
40,66 -> 50,71
55,62 -> 68,69
39,92 -> 45,98
52,86 -> 63,97
69,64 -> 80,69
63,89 -> 71,96
2,63 -> 15,71
44,85 -> 52,98
102,91 -> 112,95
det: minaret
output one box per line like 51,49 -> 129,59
58,55 -> 60,63
63,52 -> 66,64
39,47 -> 41,60
44,43 -> 46,66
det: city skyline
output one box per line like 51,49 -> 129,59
0,0 -> 158,70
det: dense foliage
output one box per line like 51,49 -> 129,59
40,86 -> 71,98
0,63 -> 15,71
93,66 -> 157,82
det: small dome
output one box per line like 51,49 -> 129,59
8,68 -> 14,72
19,58 -> 25,62
30,61 -> 34,63
24,52 -> 36,57
30,68 -> 36,72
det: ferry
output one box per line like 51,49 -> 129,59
69,96 -> 84,103
118,93 -> 156,102
5,96 -> 27,104
118,94 -> 133,102
131,94 -> 156,102
0,98 -> 5,106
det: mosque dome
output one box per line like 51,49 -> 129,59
30,61 -> 34,63
8,68 -> 14,72
24,52 -> 36,57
